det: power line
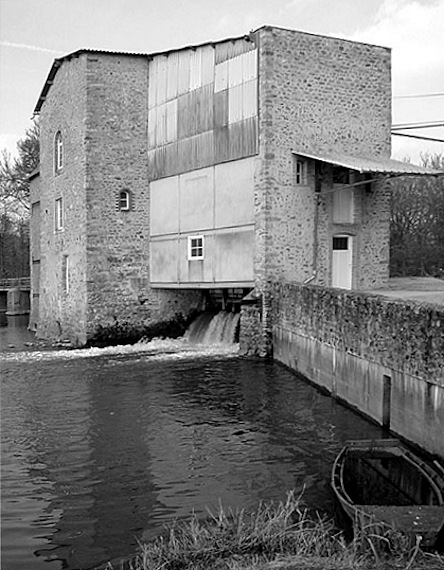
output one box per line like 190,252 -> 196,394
391,132 -> 444,143
393,92 -> 444,99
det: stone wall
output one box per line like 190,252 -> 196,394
272,281 -> 444,457
37,54 -> 88,343
254,27 -> 391,289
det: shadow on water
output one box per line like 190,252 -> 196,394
1,323 -> 389,570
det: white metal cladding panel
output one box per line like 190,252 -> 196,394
156,55 -> 168,106
228,84 -> 244,124
166,99 -> 178,143
190,49 -> 202,90
178,50 -> 191,95
215,38 -> 256,64
214,157 -> 255,228
214,230 -> 254,282
215,60 -> 228,92
179,167 -> 214,233
166,51 -> 179,100
243,79 -> 257,119
148,107 -> 157,149
228,80 -> 257,124
155,103 -> 167,145
150,175 -> 180,235
148,58 -> 157,109
201,45 -> 215,85
150,239 -> 179,283
228,50 -> 257,87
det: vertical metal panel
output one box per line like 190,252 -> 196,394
215,38 -> 255,64
156,55 -> 168,106
148,107 -> 157,149
156,103 -> 167,145
195,131 -> 214,169
214,61 -> 228,92
148,58 -> 158,109
166,52 -> 179,101
215,126 -> 229,162
196,84 -> 213,134
201,45 -> 215,85
214,89 -> 228,128
228,54 -> 243,87
189,49 -> 202,90
242,78 -> 257,119
228,83 -> 243,124
166,99 -> 178,143
228,122 -> 244,160
177,137 -> 193,172
164,142 -> 179,177
178,50 -> 191,95
178,91 -> 197,139
243,49 -> 257,81
242,116 -> 258,156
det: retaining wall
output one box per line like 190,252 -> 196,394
271,281 -> 444,458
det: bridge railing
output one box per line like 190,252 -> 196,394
0,277 -> 31,289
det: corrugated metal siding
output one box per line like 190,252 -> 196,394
215,38 -> 256,64
148,40 -> 258,181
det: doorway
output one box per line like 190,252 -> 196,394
332,235 -> 353,289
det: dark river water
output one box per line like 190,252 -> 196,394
1,326 -> 386,570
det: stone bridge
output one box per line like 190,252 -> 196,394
0,277 -> 31,326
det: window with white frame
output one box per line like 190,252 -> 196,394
55,198 -> 64,231
295,159 -> 305,185
54,131 -> 63,174
119,190 -> 130,211
188,235 -> 204,260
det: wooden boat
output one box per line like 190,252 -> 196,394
331,439 -> 444,549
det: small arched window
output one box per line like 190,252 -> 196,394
117,189 -> 131,211
54,131 -> 63,173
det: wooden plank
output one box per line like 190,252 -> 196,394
359,505 -> 444,542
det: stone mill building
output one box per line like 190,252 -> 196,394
29,25 -> 432,346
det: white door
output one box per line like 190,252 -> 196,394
332,235 -> 352,289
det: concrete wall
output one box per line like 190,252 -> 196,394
254,27 -> 391,291
271,281 -> 444,458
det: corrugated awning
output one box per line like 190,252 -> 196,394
292,149 -> 442,176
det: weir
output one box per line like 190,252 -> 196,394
185,311 -> 240,345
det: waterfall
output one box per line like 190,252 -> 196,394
185,311 -> 240,345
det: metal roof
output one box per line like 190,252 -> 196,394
292,149 -> 442,176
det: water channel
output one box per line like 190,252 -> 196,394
1,324 -> 387,570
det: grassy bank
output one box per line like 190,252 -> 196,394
101,491 -> 444,570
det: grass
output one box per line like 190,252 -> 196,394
100,491 -> 444,570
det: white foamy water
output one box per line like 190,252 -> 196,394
1,337 -> 239,363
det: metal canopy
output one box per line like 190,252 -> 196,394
292,149 -> 442,176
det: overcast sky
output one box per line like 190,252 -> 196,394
1,0 -> 443,163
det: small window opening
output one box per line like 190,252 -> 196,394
55,131 -> 63,173
55,198 -> 64,231
332,236 -> 348,250
119,190 -> 130,211
188,235 -> 204,260
295,159 -> 305,185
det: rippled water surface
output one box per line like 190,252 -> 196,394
1,329 -> 386,570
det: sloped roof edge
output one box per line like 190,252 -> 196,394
292,149 -> 442,176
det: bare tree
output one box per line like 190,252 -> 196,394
390,154 -> 444,278
0,120 -> 39,278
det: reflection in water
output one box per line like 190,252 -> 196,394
1,339 -> 386,570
